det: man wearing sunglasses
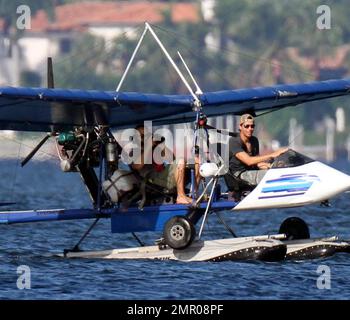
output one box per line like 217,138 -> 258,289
228,114 -> 288,186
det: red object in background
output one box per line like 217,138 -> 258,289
199,118 -> 207,126
153,163 -> 165,172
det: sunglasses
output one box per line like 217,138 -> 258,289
243,124 -> 255,129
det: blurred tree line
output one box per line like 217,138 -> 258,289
2,0 -> 350,146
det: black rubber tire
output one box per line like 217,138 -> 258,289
279,217 -> 310,240
163,215 -> 196,250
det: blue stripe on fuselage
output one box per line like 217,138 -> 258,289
262,182 -> 312,193
265,177 -> 307,184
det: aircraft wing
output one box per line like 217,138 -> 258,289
0,78 -> 349,132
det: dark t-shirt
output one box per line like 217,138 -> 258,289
229,135 -> 260,173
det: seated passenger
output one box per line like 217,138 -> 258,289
131,125 -> 199,204
228,114 -> 288,187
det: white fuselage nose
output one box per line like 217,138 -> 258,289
304,161 -> 350,201
234,161 -> 350,211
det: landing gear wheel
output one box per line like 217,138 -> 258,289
163,216 -> 196,250
279,217 -> 310,240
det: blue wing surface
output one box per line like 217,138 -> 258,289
0,78 -> 349,132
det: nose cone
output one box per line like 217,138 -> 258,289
341,177 -> 350,190
338,173 -> 350,192
308,162 -> 350,201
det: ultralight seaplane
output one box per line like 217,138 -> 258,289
1,23 -> 350,262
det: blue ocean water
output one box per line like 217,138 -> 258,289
1,159 -> 350,300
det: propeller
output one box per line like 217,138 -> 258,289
21,57 -> 55,167
47,57 -> 54,88
21,133 -> 51,167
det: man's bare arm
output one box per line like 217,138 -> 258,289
235,147 -> 288,167
257,162 -> 272,170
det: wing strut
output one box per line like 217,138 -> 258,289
116,22 -> 202,109
177,51 -> 203,95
